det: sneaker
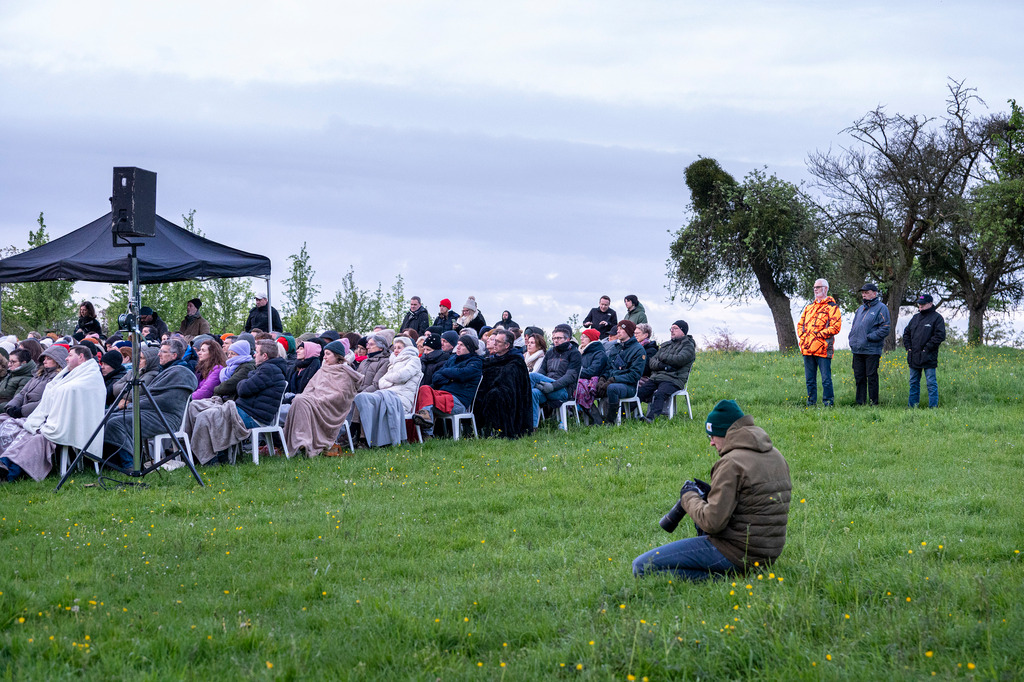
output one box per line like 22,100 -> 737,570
413,408 -> 434,427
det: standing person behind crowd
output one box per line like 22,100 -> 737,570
632,400 -> 791,581
399,297 -> 430,336
179,298 -> 211,338
433,299 -> 460,332
848,283 -> 891,406
797,278 -> 842,407
523,333 -> 546,373
529,324 -> 581,428
0,349 -> 36,410
138,307 -> 169,341
595,320 -> 646,425
244,294 -> 282,333
76,301 -> 103,337
4,345 -> 66,419
903,294 -> 946,409
639,320 -> 695,421
192,339 -> 227,400
475,330 -> 532,439
583,296 -> 618,339
213,341 -> 255,401
499,310 -> 518,329
623,295 -> 648,324
454,296 -> 486,334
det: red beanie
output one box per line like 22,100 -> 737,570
276,336 -> 288,351
581,329 -> 601,342
440,298 -> 452,309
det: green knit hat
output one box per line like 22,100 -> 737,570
706,399 -> 744,437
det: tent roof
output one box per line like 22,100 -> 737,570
0,213 -> 271,284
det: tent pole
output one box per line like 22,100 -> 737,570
265,277 -> 274,332
0,285 -> 4,334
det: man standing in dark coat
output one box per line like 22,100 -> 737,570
474,329 -> 532,439
582,295 -> 618,339
433,299 -> 460,332
244,295 -> 282,333
399,296 -> 431,336
902,294 -> 946,408
847,283 -> 891,406
138,307 -> 169,341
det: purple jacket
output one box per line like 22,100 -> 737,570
192,365 -> 224,400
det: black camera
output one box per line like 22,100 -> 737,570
118,312 -> 137,333
660,502 -> 687,533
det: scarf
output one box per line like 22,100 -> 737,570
220,351 -> 254,382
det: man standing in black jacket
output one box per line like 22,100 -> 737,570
244,295 -> 282,333
399,297 -> 430,336
903,294 -> 946,408
583,296 -> 618,339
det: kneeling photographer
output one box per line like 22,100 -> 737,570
632,400 -> 792,581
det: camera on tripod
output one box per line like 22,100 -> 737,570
117,311 -> 138,333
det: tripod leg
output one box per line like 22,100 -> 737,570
54,383 -> 134,492
137,382 -> 205,487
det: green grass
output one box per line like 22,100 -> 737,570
2,346 -> 1023,680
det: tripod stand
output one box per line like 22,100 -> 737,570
54,242 -> 205,491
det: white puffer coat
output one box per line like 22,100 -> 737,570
378,344 -> 424,413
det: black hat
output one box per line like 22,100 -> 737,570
139,306 -> 154,316
673,319 -> 689,334
916,294 -> 934,305
859,282 -> 879,292
100,349 -> 123,370
459,334 -> 479,353
423,334 -> 442,350
441,330 -> 459,347
188,298 -> 202,310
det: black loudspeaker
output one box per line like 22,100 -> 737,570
111,167 -> 157,239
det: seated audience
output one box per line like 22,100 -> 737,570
19,338 -> 44,364
0,349 -> 36,410
355,335 -> 391,392
640,320 -> 696,420
592,320 -> 646,425
99,350 -> 127,406
138,306 -> 169,340
529,324 -> 581,428
523,333 -> 546,373
575,329 -> 608,419
103,338 -> 198,470
413,336 -> 484,439
284,340 -> 362,456
0,345 -> 106,482
474,329 -> 532,439
192,339 -> 227,400
634,323 -> 659,379
4,345 -> 66,418
351,336 -> 423,447
440,330 -> 459,354
112,346 -> 162,401
420,334 -> 451,386
213,340 -> 256,401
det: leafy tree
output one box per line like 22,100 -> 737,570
1,213 -> 77,335
383,273 -> 407,330
667,159 -> 822,352
807,80 -> 1001,350
281,241 -> 320,335
320,267 -> 382,332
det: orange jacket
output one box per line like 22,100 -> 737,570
798,296 -> 841,358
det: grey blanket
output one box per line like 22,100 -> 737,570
352,390 -> 407,447
182,397 -> 251,465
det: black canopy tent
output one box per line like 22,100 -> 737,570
0,212 -> 273,332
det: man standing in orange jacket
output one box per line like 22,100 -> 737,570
797,279 -> 842,406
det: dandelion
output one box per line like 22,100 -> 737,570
500,662 -> 506,668
968,663 -> 975,670
925,651 -> 933,658
800,499 -> 805,503
844,614 -> 850,619
577,664 -> 583,670
619,604 -> 626,609
266,662 -> 273,669
826,654 -> 832,661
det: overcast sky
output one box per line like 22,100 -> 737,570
1,1 -> 1021,346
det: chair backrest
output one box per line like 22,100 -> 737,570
466,375 -> 484,411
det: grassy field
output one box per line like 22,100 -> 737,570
2,346 -> 1022,680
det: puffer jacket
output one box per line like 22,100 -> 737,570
399,307 -> 430,336
538,341 -> 582,394
604,337 -> 646,386
355,352 -> 390,392
431,353 -> 484,408
624,302 -> 648,324
681,415 -> 792,569
902,306 -> 946,369
235,356 -> 288,425
420,349 -> 450,387
6,365 -> 60,416
0,360 -> 36,408
848,297 -> 891,355
798,296 -> 842,358
578,341 -> 608,380
647,335 -> 696,391
378,345 -> 425,413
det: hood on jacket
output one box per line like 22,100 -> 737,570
720,415 -> 775,458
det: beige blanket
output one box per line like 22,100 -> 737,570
182,397 -> 251,465
284,363 -> 360,456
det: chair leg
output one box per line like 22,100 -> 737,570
685,393 -> 692,419
452,418 -> 461,441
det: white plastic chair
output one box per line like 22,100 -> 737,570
337,419 -> 355,453
666,384 -> 693,420
57,444 -> 100,476
556,400 -> 581,430
403,377 -> 424,445
441,376 -> 482,441
249,383 -> 290,464
614,381 -> 643,425
149,397 -> 194,464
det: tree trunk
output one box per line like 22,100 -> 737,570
967,306 -> 984,346
883,277 -> 907,352
751,264 -> 799,352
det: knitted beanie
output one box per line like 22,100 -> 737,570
441,330 -> 459,347
706,399 -> 744,437
581,329 -> 601,342
462,296 -> 478,312
424,334 -> 442,350
673,320 -> 689,334
439,298 -> 452,309
459,334 -> 479,354
618,320 -> 637,337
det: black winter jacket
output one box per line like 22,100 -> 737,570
647,335 -> 696,391
640,339 -> 659,377
579,341 -> 608,380
583,306 -> 618,338
420,349 -> 451,387
431,353 -> 484,408
286,356 -> 321,395
235,356 -> 288,425
902,307 -> 946,369
538,341 -> 582,394
432,311 -> 460,332
244,305 -> 282,333
400,308 -> 430,336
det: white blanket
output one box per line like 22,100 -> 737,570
23,359 -> 107,458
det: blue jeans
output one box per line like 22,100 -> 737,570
0,456 -> 21,482
632,535 -> 736,582
908,367 -> 938,408
236,407 -> 260,429
606,382 -> 637,420
530,372 -> 569,428
421,396 -> 466,436
803,355 -> 834,405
